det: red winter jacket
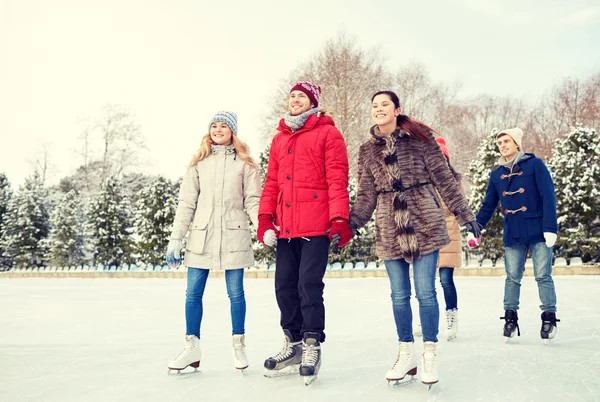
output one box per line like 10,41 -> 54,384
259,113 -> 350,238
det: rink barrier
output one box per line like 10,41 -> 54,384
1,259 -> 599,278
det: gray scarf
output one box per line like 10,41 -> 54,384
284,108 -> 320,132
211,144 -> 236,155
498,150 -> 524,171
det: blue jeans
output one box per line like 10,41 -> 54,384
504,242 -> 557,313
439,267 -> 457,310
185,268 -> 246,337
385,251 -> 440,343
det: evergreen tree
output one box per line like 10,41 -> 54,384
2,172 -> 50,267
252,146 -> 276,264
46,190 -> 85,266
87,177 -> 133,266
135,176 -> 177,265
467,130 -> 504,262
547,127 -> 600,261
0,173 -> 13,268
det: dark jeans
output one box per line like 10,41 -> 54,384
274,236 -> 330,342
439,267 -> 458,310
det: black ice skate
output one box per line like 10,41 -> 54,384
299,332 -> 322,386
540,312 -> 560,345
500,310 -> 520,343
263,329 -> 302,378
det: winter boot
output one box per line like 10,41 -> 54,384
299,332 -> 322,385
420,341 -> 439,385
386,341 -> 417,382
445,309 -> 459,341
500,310 -> 520,340
168,335 -> 202,373
263,329 -> 302,377
232,334 -> 248,370
540,312 -> 560,343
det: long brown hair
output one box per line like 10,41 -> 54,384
189,133 -> 257,168
371,90 -> 435,143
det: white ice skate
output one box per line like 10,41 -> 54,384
167,335 -> 202,374
420,341 -> 439,390
414,323 -> 422,337
232,334 -> 249,371
446,309 -> 458,341
386,341 -> 417,387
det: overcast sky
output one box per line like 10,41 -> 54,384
1,0 -> 599,188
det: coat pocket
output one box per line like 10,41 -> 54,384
523,211 -> 543,239
186,209 -> 210,254
224,219 -> 252,252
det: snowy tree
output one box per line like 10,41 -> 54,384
467,130 -> 504,262
252,146 -> 276,264
135,176 -> 177,265
87,177 -> 133,266
46,190 -> 85,266
1,172 -> 50,267
0,173 -> 13,268
547,127 -> 600,261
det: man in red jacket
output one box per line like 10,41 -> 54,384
257,80 -> 352,384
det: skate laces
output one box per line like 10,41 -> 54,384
500,313 -> 521,336
270,339 -> 297,362
302,341 -> 320,366
422,343 -> 436,373
446,310 -> 456,330
391,343 -> 411,370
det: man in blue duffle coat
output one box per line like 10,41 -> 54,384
470,127 -> 560,344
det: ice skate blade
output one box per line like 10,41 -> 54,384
167,367 -> 200,376
387,376 -> 417,387
303,375 -> 318,386
446,335 -> 456,341
167,361 -> 200,375
263,364 -> 300,378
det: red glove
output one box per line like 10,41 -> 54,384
327,219 -> 353,248
257,214 -> 278,245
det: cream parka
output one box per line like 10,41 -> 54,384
170,145 -> 262,270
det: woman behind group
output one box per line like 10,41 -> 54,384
165,111 -> 262,373
348,91 -> 481,386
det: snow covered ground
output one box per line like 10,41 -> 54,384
1,276 -> 599,402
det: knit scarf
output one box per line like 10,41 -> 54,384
284,107 -> 320,132
371,125 -> 420,263
211,144 -> 236,155
498,150 -> 524,171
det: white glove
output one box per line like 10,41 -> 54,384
467,232 -> 481,249
167,239 -> 183,259
264,229 -> 278,247
544,232 -> 557,248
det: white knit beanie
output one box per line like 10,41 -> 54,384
496,128 -> 523,150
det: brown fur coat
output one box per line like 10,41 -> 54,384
350,126 -> 475,262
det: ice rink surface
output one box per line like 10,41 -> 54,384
1,275 -> 599,402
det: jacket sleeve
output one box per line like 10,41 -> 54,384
171,165 -> 200,239
475,176 -> 499,229
423,135 -> 475,226
243,162 -> 262,228
258,136 -> 280,218
350,145 -> 377,229
324,127 -> 350,221
534,158 -> 558,233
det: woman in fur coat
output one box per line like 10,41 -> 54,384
348,91 -> 481,387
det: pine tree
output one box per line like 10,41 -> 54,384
252,145 -> 276,264
46,190 -> 85,266
547,127 -> 600,261
87,177 -> 133,266
135,176 -> 177,265
467,130 -> 504,262
2,172 -> 50,267
0,173 -> 13,268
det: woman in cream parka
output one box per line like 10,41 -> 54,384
166,111 -> 262,374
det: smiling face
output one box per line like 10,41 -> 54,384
288,90 -> 314,116
496,134 -> 519,161
371,93 -> 401,134
209,121 -> 233,145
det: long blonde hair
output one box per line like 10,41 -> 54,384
189,133 -> 257,169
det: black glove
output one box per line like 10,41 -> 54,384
465,221 -> 483,239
